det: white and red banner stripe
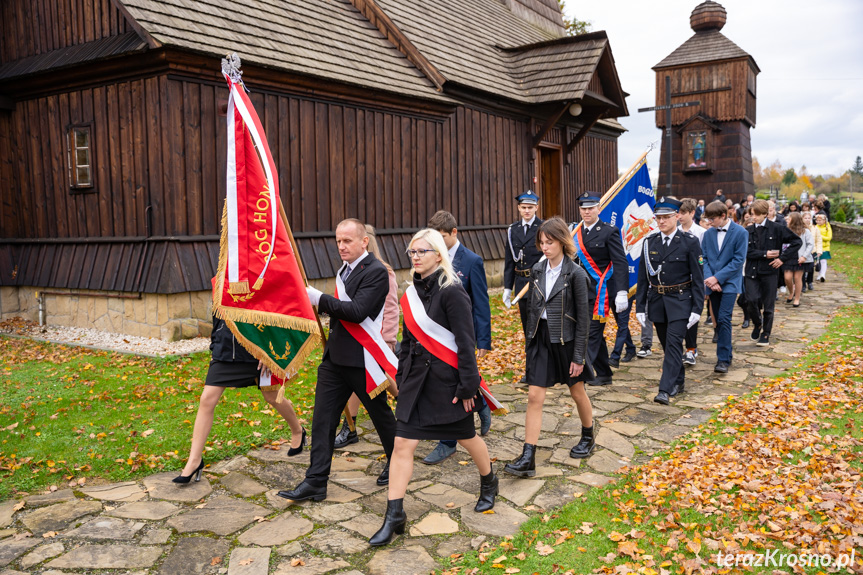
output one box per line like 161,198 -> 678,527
400,285 -> 506,414
335,268 -> 398,398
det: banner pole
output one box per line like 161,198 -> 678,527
511,148 -> 652,305
277,201 -> 359,430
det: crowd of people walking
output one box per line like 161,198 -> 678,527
170,187 -> 834,547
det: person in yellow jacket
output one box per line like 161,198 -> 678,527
815,213 -> 832,282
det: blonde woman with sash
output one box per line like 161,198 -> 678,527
369,228 -> 497,546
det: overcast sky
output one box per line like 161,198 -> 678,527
562,0 -> 863,179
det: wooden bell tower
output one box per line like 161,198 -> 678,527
653,1 -> 759,203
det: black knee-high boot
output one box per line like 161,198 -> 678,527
475,469 -> 498,512
369,498 -> 406,547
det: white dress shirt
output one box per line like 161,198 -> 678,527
679,221 -> 704,245
341,250 -> 369,279
541,259 -> 563,320
447,240 -> 460,262
715,221 -> 731,251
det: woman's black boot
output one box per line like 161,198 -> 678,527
503,443 -> 536,477
474,469 -> 498,512
369,498 -> 407,546
569,425 -> 595,459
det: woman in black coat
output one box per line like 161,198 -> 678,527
370,228 -> 497,546
505,217 -> 595,478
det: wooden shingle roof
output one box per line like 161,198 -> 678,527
373,0 -> 626,107
117,0 -> 452,102
653,29 -> 758,71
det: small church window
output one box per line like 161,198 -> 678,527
67,126 -> 94,190
685,131 -> 708,170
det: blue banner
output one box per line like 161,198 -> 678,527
599,163 -> 656,294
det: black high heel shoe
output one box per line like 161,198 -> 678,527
172,458 -> 205,484
287,428 -> 306,457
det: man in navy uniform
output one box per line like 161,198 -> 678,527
504,191 -> 543,382
635,198 -> 704,405
570,192 -> 630,386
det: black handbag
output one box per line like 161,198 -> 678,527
815,260 -> 821,272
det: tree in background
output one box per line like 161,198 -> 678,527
782,168 -> 798,187
558,0 -> 591,35
852,156 -> 863,178
752,157 -> 782,191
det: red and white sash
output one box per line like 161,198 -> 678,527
400,284 -> 507,415
334,268 -> 398,398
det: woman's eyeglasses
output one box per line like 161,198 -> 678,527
406,248 -> 437,258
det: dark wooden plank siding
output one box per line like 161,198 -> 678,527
0,0 -> 129,64
2,74 -> 620,290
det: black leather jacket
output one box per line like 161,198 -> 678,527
525,258 -> 591,365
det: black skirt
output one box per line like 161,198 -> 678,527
396,413 -> 475,441
526,319 -> 595,388
204,360 -> 260,388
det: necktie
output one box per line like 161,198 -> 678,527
523,224 -> 529,236
341,265 -> 352,282
664,237 -> 670,248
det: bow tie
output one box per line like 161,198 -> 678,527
717,229 -> 727,233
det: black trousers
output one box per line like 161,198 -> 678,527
588,317 -> 613,379
745,273 -> 778,336
610,297 -> 635,360
518,296 -> 530,340
305,359 -> 396,488
684,297 -> 705,349
654,318 -> 687,394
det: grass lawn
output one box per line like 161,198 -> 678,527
0,340 -> 323,499
0,286 -> 524,500
448,244 -> 863,575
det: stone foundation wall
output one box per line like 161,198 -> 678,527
833,222 -> 863,245
0,259 -> 506,341
0,287 -> 213,341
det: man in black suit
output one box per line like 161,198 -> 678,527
570,192 -> 629,386
278,219 -> 396,502
744,200 -> 801,347
636,198 -> 705,405
504,191 -> 543,383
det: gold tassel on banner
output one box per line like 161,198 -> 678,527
252,277 -> 264,291
275,384 -> 286,404
229,281 -> 250,295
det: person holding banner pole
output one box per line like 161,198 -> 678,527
332,225 -> 400,450
278,219 -> 397,503
370,229 -> 497,546
503,192 -> 543,383
570,192 -> 630,386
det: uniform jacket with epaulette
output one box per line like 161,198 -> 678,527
570,220 -> 628,304
504,218 -> 543,293
636,230 -> 705,323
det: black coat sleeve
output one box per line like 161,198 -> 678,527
395,318 -> 412,386
778,225 -> 803,264
444,286 -> 482,400
317,265 -> 388,323
635,241 -> 649,314
607,226 -> 629,295
571,267 -> 591,365
503,227 -> 515,290
687,236 -> 705,315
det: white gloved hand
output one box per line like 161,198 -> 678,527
614,291 -> 629,313
503,289 -> 512,309
636,312 -> 646,327
306,286 -> 323,306
687,312 -> 700,329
